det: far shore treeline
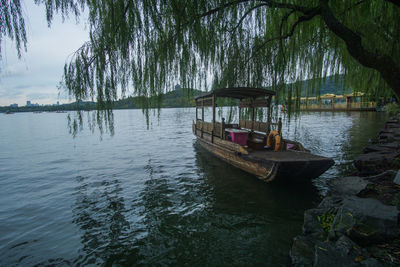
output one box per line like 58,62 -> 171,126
0,75 -> 359,113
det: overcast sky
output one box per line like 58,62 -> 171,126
0,1 -> 89,106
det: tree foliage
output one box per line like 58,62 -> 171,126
1,0 -> 400,109
1,0 -> 27,58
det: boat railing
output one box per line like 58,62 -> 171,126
196,119 -> 282,140
239,120 -> 269,133
194,120 -> 249,154
196,120 -> 224,138
197,120 -> 270,138
194,120 -> 290,152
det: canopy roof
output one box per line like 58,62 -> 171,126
194,87 -> 276,100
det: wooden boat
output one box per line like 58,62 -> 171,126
192,87 -> 334,182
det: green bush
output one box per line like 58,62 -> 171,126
318,213 -> 336,234
384,103 -> 400,115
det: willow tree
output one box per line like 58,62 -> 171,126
2,0 -> 400,109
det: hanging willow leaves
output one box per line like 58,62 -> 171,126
1,1 -> 400,122
1,0 -> 27,59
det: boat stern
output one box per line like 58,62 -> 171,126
276,156 -> 334,181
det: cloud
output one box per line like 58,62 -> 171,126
0,1 -> 89,106
0,88 -> 25,98
0,63 -> 29,78
26,92 -> 58,100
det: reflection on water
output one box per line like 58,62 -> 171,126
72,175 -> 130,265
0,109 -> 386,266
282,111 -> 387,194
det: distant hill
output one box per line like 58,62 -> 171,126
0,100 -> 96,113
0,75 -> 348,112
113,87 -> 203,109
263,74 -> 348,98
161,88 -> 203,107
296,74 -> 350,96
0,88 -> 202,113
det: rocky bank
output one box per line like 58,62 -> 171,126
290,115 -> 400,266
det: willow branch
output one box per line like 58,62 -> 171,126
251,9 -> 320,59
199,0 -> 313,18
279,10 -> 295,65
228,3 -> 268,33
319,0 -> 400,94
385,0 -> 400,7
70,1 -> 132,69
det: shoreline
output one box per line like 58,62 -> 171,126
290,115 -> 400,266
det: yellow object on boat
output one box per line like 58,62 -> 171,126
266,130 -> 282,151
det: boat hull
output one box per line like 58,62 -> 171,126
197,138 -> 274,181
196,137 -> 333,182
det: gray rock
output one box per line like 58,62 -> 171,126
378,133 -> 394,143
313,236 -> 365,267
363,143 -> 400,154
363,170 -> 396,182
328,177 -> 368,196
290,235 -> 315,266
385,122 -> 400,129
359,258 -> 384,267
329,204 -> 356,241
302,208 -> 327,240
394,170 -> 400,185
330,196 -> 399,245
354,151 -> 400,175
318,196 -> 343,209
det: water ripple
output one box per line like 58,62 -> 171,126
0,109 -> 386,266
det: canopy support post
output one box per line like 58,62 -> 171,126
212,94 -> 216,143
238,106 -> 241,128
196,104 -> 198,121
278,117 -> 282,135
221,118 -> 225,139
251,99 -> 255,132
201,99 -> 204,138
266,96 -> 271,135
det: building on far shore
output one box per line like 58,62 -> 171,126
26,100 -> 40,107
10,103 -> 18,108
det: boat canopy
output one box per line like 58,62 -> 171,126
194,87 -> 278,134
194,87 -> 276,100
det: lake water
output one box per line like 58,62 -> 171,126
0,109 -> 386,266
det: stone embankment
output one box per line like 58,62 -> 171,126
291,115 -> 400,266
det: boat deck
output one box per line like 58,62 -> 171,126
246,150 -> 331,163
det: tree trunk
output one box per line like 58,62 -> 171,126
320,0 -> 400,96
